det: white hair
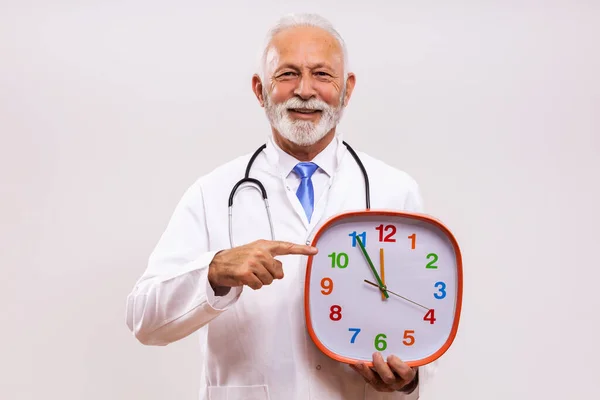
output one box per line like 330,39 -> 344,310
257,13 -> 349,81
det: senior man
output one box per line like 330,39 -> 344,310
126,13 -> 437,400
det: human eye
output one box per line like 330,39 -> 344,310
277,71 -> 296,77
314,71 -> 334,80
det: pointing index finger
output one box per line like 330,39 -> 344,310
268,241 -> 318,256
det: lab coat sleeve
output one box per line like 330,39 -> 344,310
125,181 -> 242,346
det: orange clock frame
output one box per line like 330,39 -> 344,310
304,209 -> 463,368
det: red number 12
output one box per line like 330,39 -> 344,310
376,224 -> 396,242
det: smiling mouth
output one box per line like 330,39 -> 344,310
288,108 -> 322,114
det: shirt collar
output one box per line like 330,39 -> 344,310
265,133 -> 341,179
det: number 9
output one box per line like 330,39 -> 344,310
321,277 -> 333,295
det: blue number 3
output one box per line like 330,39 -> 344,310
434,281 -> 447,299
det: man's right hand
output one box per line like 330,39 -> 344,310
207,239 -> 318,291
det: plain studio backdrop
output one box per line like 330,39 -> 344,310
1,0 -> 599,399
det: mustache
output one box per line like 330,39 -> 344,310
280,97 -> 329,111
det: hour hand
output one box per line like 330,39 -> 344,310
356,236 -> 389,298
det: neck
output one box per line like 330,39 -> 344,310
272,129 -> 336,161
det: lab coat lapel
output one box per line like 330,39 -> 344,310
318,151 -> 368,226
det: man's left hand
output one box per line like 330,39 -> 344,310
349,352 -> 418,393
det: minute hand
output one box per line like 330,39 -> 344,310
356,236 -> 389,298
364,279 -> 430,311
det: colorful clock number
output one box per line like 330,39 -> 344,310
320,277 -> 333,295
348,328 -> 361,343
434,281 -> 446,299
426,253 -> 439,269
423,309 -> 436,324
374,333 -> 387,351
330,305 -> 342,321
349,231 -> 367,247
376,224 -> 396,242
408,233 -> 416,249
329,252 -> 349,268
403,330 -> 415,346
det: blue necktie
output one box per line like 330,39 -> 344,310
293,162 -> 319,222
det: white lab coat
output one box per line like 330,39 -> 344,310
126,133 -> 438,400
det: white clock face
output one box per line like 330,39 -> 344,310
305,212 -> 462,366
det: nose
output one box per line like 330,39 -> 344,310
293,74 -> 317,100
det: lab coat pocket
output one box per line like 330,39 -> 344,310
208,385 -> 270,400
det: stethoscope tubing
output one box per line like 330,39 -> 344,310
227,141 -> 369,247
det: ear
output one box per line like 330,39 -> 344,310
252,74 -> 265,107
342,72 -> 356,107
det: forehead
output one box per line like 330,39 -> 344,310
265,26 -> 344,71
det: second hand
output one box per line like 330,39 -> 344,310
363,279 -> 430,311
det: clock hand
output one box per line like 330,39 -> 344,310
356,236 -> 389,298
379,248 -> 386,301
363,279 -> 429,311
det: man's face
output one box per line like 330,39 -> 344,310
261,26 -> 351,146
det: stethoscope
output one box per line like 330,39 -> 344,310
228,141 -> 371,247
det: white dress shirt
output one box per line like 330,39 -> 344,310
126,133 -> 437,400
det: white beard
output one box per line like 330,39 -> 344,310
263,88 -> 345,146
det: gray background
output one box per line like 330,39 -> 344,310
1,1 -> 598,399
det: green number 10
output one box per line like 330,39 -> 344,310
329,252 -> 349,268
